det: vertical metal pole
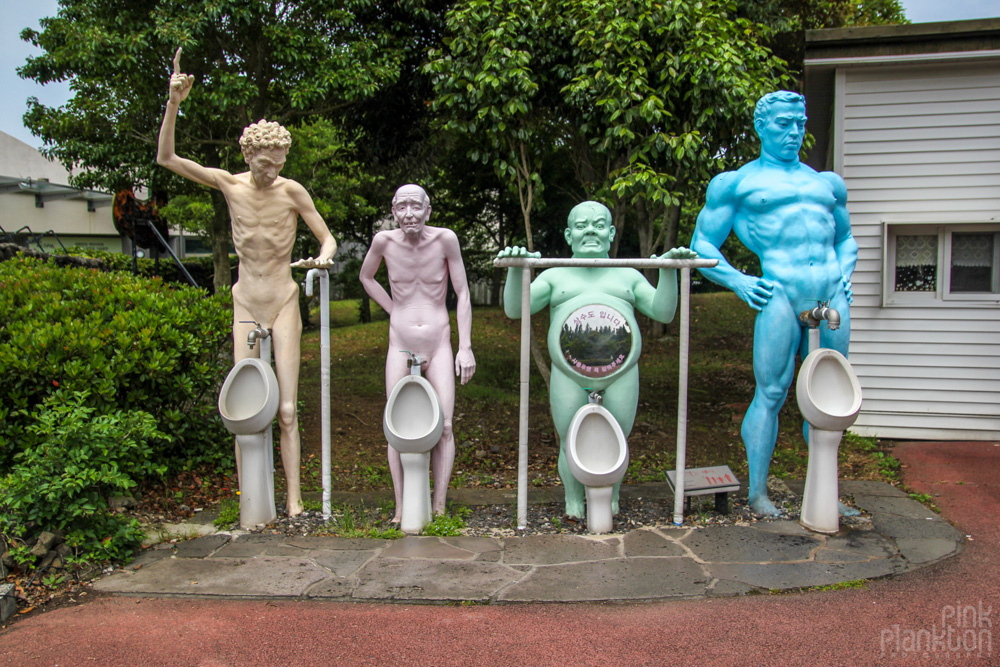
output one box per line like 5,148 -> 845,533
319,270 -> 332,520
517,266 -> 531,530
673,267 -> 691,525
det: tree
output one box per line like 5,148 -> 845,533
425,0 -> 569,254
19,0 -> 406,293
561,0 -> 791,263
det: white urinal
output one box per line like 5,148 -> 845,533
383,359 -> 444,534
796,348 -> 863,534
219,358 -> 279,528
565,397 -> 629,534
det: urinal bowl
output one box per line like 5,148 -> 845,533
383,375 -> 445,454
796,348 -> 862,433
218,358 -> 280,436
566,404 -> 629,534
795,348 -> 863,534
218,358 -> 279,528
384,374 -> 444,533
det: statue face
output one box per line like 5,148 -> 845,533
565,205 -> 615,258
392,186 -> 431,237
247,147 -> 287,188
756,99 -> 806,163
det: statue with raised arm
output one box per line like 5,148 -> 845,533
157,48 -> 337,516
498,201 -> 697,519
690,90 -> 858,517
359,184 -> 476,521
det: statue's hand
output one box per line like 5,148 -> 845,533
656,246 -> 699,261
455,348 -> 476,385
735,275 -> 773,311
842,275 -> 854,304
168,47 -> 194,105
496,246 -> 541,260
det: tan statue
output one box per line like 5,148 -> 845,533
157,48 -> 337,516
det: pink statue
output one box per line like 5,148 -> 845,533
157,49 -> 337,516
360,184 -> 476,520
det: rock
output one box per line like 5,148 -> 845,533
108,495 -> 138,511
0,583 -> 15,623
31,531 -> 62,557
490,445 -> 502,454
475,450 -> 487,459
37,550 -> 58,572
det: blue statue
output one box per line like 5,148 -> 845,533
499,201 -> 697,519
691,91 -> 858,517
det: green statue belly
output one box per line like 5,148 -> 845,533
548,293 -> 641,390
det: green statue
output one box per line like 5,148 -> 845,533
498,201 -> 697,519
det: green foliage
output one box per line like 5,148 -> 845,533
0,257 -> 233,471
427,0 -> 792,257
0,391 -> 167,563
64,246 -> 232,293
317,502 -> 404,539
213,497 -> 240,529
422,504 -> 471,536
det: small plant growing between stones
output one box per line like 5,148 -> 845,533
213,498 -> 240,529
908,492 -> 940,513
422,504 -> 470,537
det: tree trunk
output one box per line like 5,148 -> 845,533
209,190 -> 232,294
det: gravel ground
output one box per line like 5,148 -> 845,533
256,479 -> 871,539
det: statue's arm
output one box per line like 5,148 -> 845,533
824,172 -> 858,302
635,247 -> 700,323
497,246 -> 549,319
156,49 -> 228,188
289,182 -> 337,263
691,173 -> 773,311
443,230 -> 476,384
359,234 -> 394,316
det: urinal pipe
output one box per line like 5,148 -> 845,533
493,256 -> 718,530
305,268 -> 332,520
673,267 -> 691,526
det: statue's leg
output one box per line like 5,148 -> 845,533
600,367 -> 639,514
742,290 -> 800,516
271,299 -> 304,516
424,342 -> 456,515
550,368 -> 590,519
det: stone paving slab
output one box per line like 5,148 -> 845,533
709,557 -> 905,591
98,557 -> 329,597
498,557 -> 708,602
94,481 -> 966,604
681,526 -> 822,563
353,559 -> 523,602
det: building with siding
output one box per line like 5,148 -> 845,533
804,18 -> 1000,440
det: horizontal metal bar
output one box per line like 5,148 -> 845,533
493,257 -> 718,269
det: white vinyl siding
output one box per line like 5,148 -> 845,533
836,61 -> 1000,440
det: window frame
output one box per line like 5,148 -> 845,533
883,221 -> 1000,307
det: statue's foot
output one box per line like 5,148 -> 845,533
749,496 -> 781,517
287,498 -> 303,517
564,500 -> 585,521
390,514 -> 401,524
839,501 -> 860,517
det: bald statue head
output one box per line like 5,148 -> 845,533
565,201 -> 615,258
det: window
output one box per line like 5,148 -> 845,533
885,223 -> 1000,305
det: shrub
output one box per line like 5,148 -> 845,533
63,247 -> 234,293
0,256 -> 233,472
0,391 -> 168,563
